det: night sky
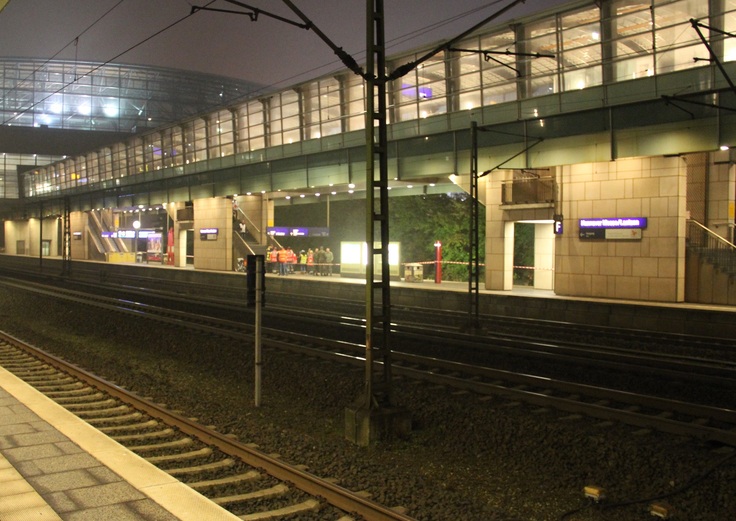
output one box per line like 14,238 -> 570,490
0,0 -> 563,91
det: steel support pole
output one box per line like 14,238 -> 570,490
468,122 -> 480,330
62,197 -> 71,276
254,255 -> 263,407
363,0 -> 392,409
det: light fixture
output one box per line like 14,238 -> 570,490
649,502 -> 672,519
583,485 -> 605,502
720,145 -> 730,151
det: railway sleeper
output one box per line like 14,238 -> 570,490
188,470 -> 261,490
85,411 -> 143,425
6,364 -> 51,374
44,386 -> 99,398
32,378 -> 79,389
238,498 -> 321,521
144,446 -> 212,464
63,398 -> 118,410
130,437 -> 194,453
213,483 -> 289,505
165,457 -> 236,477
72,404 -> 131,417
111,428 -> 174,442
33,381 -> 84,391
97,419 -> 159,433
19,373 -> 72,382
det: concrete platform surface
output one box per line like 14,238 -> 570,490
0,365 -> 239,521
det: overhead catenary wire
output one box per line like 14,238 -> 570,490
1,0 -> 217,127
243,0 -> 518,97
1,0 -> 126,113
2,1 -> 519,126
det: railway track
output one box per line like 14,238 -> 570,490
0,331 -> 414,521
1,277 -> 735,447
4,260 -> 736,359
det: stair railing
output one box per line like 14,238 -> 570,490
687,219 -> 736,274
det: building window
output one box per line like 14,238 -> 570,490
393,52 -> 448,121
345,74 -> 366,132
144,133 -> 162,171
724,0 -> 736,61
208,109 -> 234,158
654,0 -> 709,74
611,0 -> 655,81
560,6 -> 602,91
521,17 -> 560,97
480,30 -> 518,106
269,90 -> 300,146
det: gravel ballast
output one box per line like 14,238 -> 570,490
0,287 -> 733,520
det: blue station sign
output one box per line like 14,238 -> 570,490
579,217 -> 647,240
579,217 -> 647,229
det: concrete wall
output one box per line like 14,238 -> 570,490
70,211 -> 89,260
4,218 -> 59,257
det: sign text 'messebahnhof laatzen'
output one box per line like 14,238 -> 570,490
578,217 -> 647,240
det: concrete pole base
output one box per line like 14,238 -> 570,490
344,404 -> 411,447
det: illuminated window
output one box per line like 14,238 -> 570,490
521,18 -> 560,97
345,74 -> 366,131
654,0 -> 709,74
724,0 -> 736,61
611,0 -> 654,81
480,31 -> 518,106
560,7 -> 602,92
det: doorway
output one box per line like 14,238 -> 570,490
506,220 -> 554,290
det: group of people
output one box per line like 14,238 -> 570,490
266,245 -> 334,276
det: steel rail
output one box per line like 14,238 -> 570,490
0,330 -> 415,521
3,277 -> 736,447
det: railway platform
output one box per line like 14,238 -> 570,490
2,254 -> 736,337
0,365 -> 239,521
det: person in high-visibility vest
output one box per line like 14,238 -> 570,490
268,247 -> 278,273
287,247 -> 297,274
277,247 -> 289,276
307,248 -> 314,274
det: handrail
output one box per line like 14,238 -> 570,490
236,207 -> 261,235
233,230 -> 256,256
687,219 -> 736,248
686,219 -> 736,274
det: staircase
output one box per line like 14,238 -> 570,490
685,220 -> 736,304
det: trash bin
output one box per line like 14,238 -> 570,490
404,263 -> 423,282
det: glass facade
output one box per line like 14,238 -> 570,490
20,0 -> 736,198
0,59 -> 257,132
0,59 -> 258,198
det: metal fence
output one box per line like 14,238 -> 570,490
501,177 -> 555,205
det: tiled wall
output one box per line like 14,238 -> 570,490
193,198 -> 232,271
486,156 -> 688,302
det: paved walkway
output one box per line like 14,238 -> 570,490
0,366 -> 239,521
